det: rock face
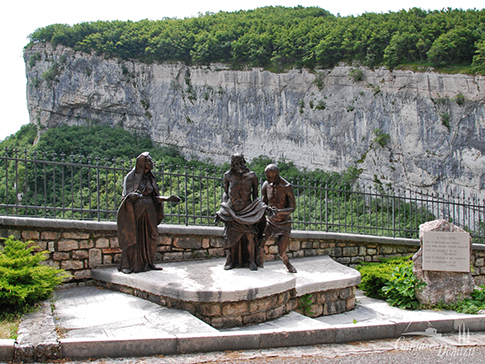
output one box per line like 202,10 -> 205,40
24,43 -> 485,197
413,220 -> 475,305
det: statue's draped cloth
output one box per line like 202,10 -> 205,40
265,215 -> 292,237
117,168 -> 164,272
216,198 -> 267,248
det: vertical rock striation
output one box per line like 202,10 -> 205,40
24,43 -> 485,197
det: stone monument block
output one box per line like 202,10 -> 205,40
413,219 -> 475,305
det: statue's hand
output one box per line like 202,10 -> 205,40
169,195 -> 181,203
129,191 -> 142,201
214,215 -> 221,225
266,206 -> 277,217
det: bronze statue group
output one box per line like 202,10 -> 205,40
117,152 -> 297,275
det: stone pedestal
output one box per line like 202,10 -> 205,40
413,220 -> 475,305
92,255 -> 361,328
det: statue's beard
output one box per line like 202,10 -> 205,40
232,165 -> 249,175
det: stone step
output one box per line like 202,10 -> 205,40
91,255 -> 361,328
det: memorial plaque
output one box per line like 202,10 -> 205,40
422,231 -> 470,272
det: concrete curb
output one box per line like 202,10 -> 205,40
5,309 -> 485,361
56,316 -> 485,359
0,340 -> 15,362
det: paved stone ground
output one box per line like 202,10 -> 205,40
7,280 -> 485,362
55,331 -> 485,363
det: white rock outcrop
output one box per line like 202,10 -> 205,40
24,43 -> 485,197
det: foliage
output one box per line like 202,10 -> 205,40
440,112 -> 451,130
430,285 -> 485,314
356,255 -> 412,299
0,123 -> 37,149
349,68 -> 364,82
371,129 -> 390,148
298,293 -> 314,316
1,124 -> 435,236
0,237 -> 70,316
452,92 -> 465,106
315,100 -> 326,110
359,258 -> 485,314
452,286 -> 485,314
25,7 -> 485,74
0,124 -> 220,222
472,40 -> 485,73
28,52 -> 41,68
382,263 -> 426,309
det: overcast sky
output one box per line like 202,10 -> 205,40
1,0 -> 483,141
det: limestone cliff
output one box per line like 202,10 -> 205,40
24,43 -> 485,197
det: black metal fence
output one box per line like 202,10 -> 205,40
1,148 -> 484,243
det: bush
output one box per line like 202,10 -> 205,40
433,285 -> 485,314
349,68 -> 364,82
0,236 -> 70,317
355,255 -> 412,300
382,263 -> 426,309
452,92 -> 465,106
453,286 -> 485,314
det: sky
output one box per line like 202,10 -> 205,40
1,0 -> 483,141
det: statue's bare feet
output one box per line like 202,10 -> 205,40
286,263 -> 297,273
224,261 -> 235,270
249,262 -> 258,271
148,264 -> 163,271
120,268 -> 133,274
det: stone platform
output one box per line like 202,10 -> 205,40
92,255 -> 361,328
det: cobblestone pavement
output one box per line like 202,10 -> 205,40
58,331 -> 485,364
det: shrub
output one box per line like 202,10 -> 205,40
315,100 -> 326,110
0,236 -> 70,316
349,68 -> 364,82
371,129 -> 390,148
433,285 -> 485,314
355,255 -> 412,300
382,263 -> 426,309
453,286 -> 485,314
452,92 -> 465,106
441,112 -> 450,130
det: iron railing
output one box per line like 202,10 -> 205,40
1,148 -> 484,243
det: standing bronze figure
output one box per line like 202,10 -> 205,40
215,154 -> 266,271
117,152 -> 180,274
260,164 -> 297,273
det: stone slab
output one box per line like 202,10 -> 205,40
92,255 -> 360,303
176,331 -> 260,354
9,287 -> 485,361
53,287 -> 217,339
262,255 -> 361,297
92,258 -> 296,302
60,337 -> 177,359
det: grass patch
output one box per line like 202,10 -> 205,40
0,313 -> 21,339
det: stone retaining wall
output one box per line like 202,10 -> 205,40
94,281 -> 356,329
1,216 -> 485,285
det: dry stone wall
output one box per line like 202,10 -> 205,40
2,217 -> 485,286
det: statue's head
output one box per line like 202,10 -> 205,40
135,152 -> 154,173
265,164 -> 280,184
230,153 -> 248,175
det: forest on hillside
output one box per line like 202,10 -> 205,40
26,6 -> 485,74
2,124 -> 437,239
0,123 -> 357,186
